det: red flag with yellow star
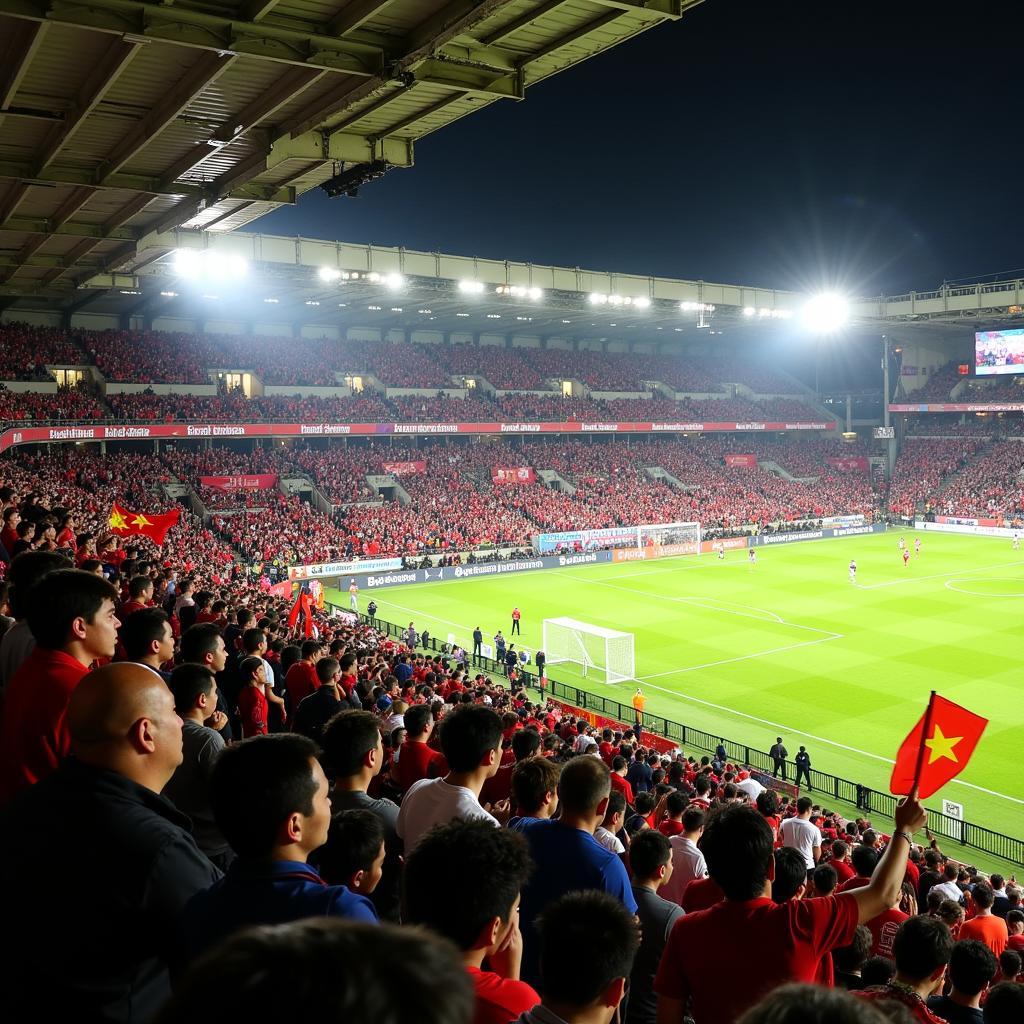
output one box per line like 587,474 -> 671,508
890,692 -> 988,800
109,503 -> 181,546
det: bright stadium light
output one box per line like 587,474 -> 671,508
801,292 -> 850,333
173,248 -> 247,282
743,307 -> 756,316
318,266 -> 341,282
173,249 -> 202,279
632,296 -> 651,309
383,273 -> 405,290
458,280 -> 485,295
589,292 -> 608,305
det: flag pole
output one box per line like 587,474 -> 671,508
911,690 -> 938,793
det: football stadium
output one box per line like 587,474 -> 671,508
2,0 -> 1024,1020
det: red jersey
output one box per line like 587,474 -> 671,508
238,684 -> 268,738
857,985 -> 946,1023
830,857 -> 857,883
609,772 -> 634,805
0,648 -> 89,800
659,820 -> 685,837
866,907 -> 908,959
394,739 -> 447,793
285,661 -> 320,708
465,966 -> 537,1024
655,893 -> 859,1024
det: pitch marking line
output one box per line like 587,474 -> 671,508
944,578 -> 1024,598
639,636 -> 841,679
549,570 -> 841,639
853,558 -> 1024,591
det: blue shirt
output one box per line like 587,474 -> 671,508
395,662 -> 413,683
626,759 -> 653,794
518,819 -> 638,986
182,859 -> 377,961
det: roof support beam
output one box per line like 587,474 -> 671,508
99,53 -> 237,182
0,216 -> 136,240
478,0 -> 568,46
517,9 -> 625,65
0,18 -> 47,110
157,67 -> 327,189
34,37 -> 144,174
374,92 -> 462,135
0,0 -> 386,77
329,0 -> 398,36
0,182 -> 31,223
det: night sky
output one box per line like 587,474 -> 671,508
253,0 -> 1023,297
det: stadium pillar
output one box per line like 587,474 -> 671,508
846,394 -> 852,433
882,334 -> 893,481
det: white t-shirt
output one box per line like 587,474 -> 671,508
594,826 -> 625,855
735,777 -> 765,800
396,777 -> 498,851
779,816 -> 822,869
930,880 -> 963,903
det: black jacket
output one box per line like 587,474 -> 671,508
0,758 -> 222,1023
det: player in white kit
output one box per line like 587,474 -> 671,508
849,559 -> 857,583
1014,532 -> 1021,551
914,536 -> 921,556
898,536 -> 906,552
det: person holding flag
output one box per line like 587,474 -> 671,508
108,502 -> 181,546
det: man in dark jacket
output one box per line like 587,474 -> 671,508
769,736 -> 789,779
0,662 -> 221,1023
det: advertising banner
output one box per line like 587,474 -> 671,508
724,454 -> 758,468
546,698 -> 678,754
934,515 -> 1002,528
916,520 -> 1017,538
889,403 -> 1024,413
491,466 -> 537,485
199,474 -> 278,491
826,457 -> 868,472
612,542 -> 700,562
288,556 -> 403,581
535,526 -> 637,554
0,418 -> 838,453
699,536 -> 751,553
381,460 -> 426,475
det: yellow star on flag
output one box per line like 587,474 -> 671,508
925,725 -> 962,764
131,513 -> 153,528
109,509 -> 128,530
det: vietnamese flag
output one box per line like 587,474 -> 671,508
109,503 -> 181,546
890,692 -> 988,800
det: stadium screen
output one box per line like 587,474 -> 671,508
975,328 -> 1024,376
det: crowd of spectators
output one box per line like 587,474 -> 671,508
930,442 -> 1024,519
0,322 -> 87,378
888,439 -> 986,517
0,384 -> 107,422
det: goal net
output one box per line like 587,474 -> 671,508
542,617 -> 635,685
635,521 -> 702,558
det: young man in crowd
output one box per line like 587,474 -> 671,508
315,809 -> 386,899
393,702 -> 447,794
119,606 -> 175,680
120,574 -> 154,617
284,638 -> 323,709
320,709 -> 401,921
405,818 -> 538,1024
519,891 -> 640,1024
856,915 -> 953,1022
180,621 -> 233,741
627,830 -> 684,1024
181,733 -> 377,962
959,881 -> 1009,957
655,790 -> 927,1024
658,791 -> 687,837
0,567 -> 119,800
163,663 -> 232,870
518,756 -> 638,988
926,939 -> 997,1024
508,755 -> 561,830
396,704 -> 508,851
659,806 -> 707,907
0,663 -> 222,1022
778,795 -> 822,870
292,656 -> 344,742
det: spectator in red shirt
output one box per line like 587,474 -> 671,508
610,756 -> 635,806
829,839 -> 857,884
120,574 -> 154,617
284,639 -> 322,711
405,817 -> 538,1024
658,791 -> 687,837
958,882 -> 1009,958
394,703 -> 447,794
1006,909 -> 1024,953
655,791 -> 927,1024
856,915 -> 953,1022
0,568 -> 119,801
236,656 -> 269,738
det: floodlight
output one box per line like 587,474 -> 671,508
742,307 -> 756,317
801,293 -> 850,333
528,286 -> 543,301
589,293 -> 608,305
632,296 -> 651,309
383,273 -> 405,290
318,267 -> 341,282
458,280 -> 484,294
173,249 -> 202,279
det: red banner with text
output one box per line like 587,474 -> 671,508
547,698 -> 677,754
724,453 -> 757,468
199,474 -> 279,491
0,418 -> 836,455
381,460 -> 426,475
491,466 -> 537,485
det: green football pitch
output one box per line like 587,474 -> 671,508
328,531 -> 1024,871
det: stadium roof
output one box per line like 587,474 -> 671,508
0,0 -> 695,294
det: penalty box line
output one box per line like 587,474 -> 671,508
853,557 -> 1024,591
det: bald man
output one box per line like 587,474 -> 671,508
0,662 -> 221,1024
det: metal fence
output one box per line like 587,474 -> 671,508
346,609 -> 1024,868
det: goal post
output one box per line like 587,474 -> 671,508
542,617 -> 635,685
635,521 -> 702,558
